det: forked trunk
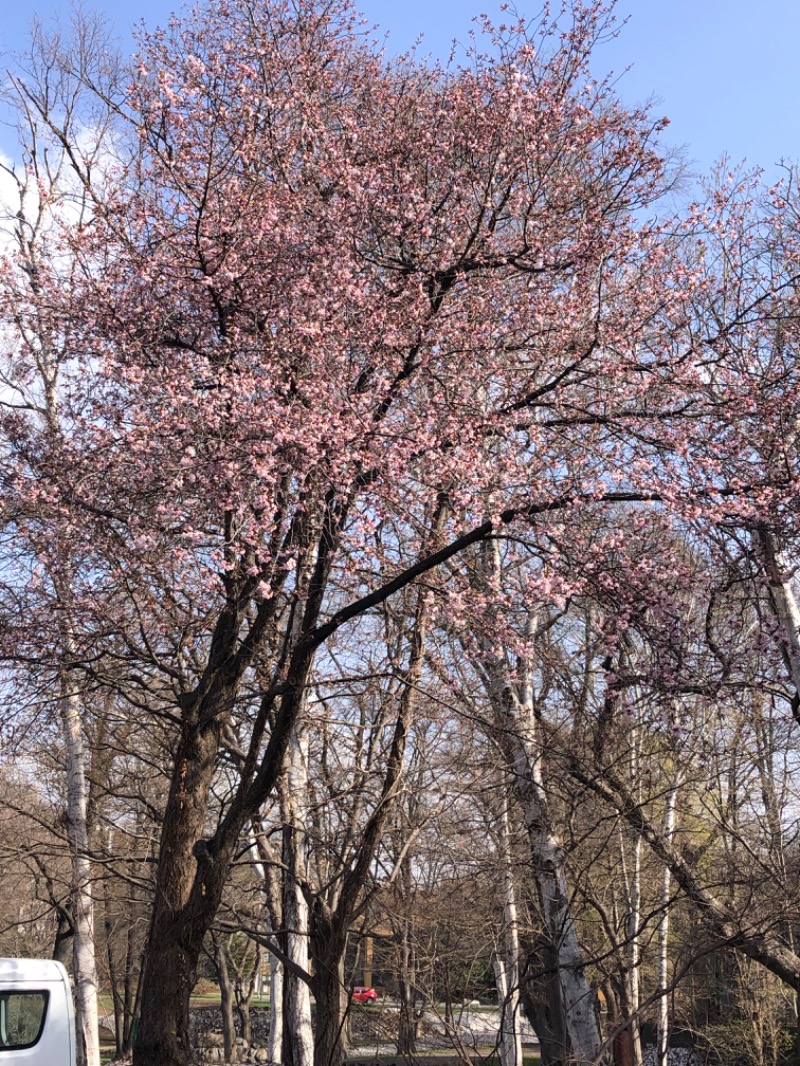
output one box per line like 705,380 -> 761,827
492,682 -> 602,1065
520,935 -> 567,1066
213,936 -> 238,1063
477,553 -> 601,1066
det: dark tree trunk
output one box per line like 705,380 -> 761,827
236,991 -> 253,1047
396,929 -> 418,1056
521,937 -> 567,1066
609,972 -> 638,1066
122,875 -> 144,1056
52,906 -> 74,967
392,844 -> 418,1056
124,953 -> 143,1058
396,967 -> 416,1048
307,591 -> 431,1066
131,519 -> 359,1066
102,883 -> 124,1057
133,718 -> 225,1066
613,1027 -> 635,1066
238,1003 -> 252,1048
311,956 -> 349,1066
231,943 -> 259,1046
213,937 -> 239,1064
397,992 -> 418,1056
135,696 -> 312,1066
310,904 -> 349,1066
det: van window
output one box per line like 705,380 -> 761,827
0,991 -> 49,1050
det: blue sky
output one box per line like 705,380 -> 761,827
1,0 -> 799,181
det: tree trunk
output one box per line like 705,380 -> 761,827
213,936 -> 239,1064
102,876 -> 124,1057
61,680 -> 100,1066
123,848 -> 146,1056
491,680 -> 602,1065
396,920 -> 418,1055
495,796 -> 523,1066
520,935 -> 567,1066
131,512 -> 332,1066
618,729 -> 643,1066
280,724 -> 315,1066
760,529 -> 800,705
52,906 -> 74,968
283,921 -> 313,1066
656,784 -> 678,1066
134,717 -> 225,1066
310,912 -> 349,1066
307,586 -> 432,1066
270,949 -> 286,1064
474,561 -> 601,1066
249,825 -> 285,1063
234,945 -> 259,1046
754,703 -> 800,1057
614,1027 -> 636,1066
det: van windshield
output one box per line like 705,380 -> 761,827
0,991 -> 49,1050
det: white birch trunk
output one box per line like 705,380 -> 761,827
478,549 -> 600,1064
39,262 -> 100,1066
495,797 -> 523,1066
284,867 -> 313,1066
493,681 -> 602,1064
247,831 -> 284,1062
618,827 -> 643,1066
283,724 -> 313,1066
760,530 -> 800,697
656,778 -> 680,1066
626,732 -> 643,1066
269,952 -> 285,1064
61,681 -> 100,1066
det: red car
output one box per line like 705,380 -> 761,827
352,986 -> 378,1004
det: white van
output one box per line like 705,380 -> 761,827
0,959 -> 75,1064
